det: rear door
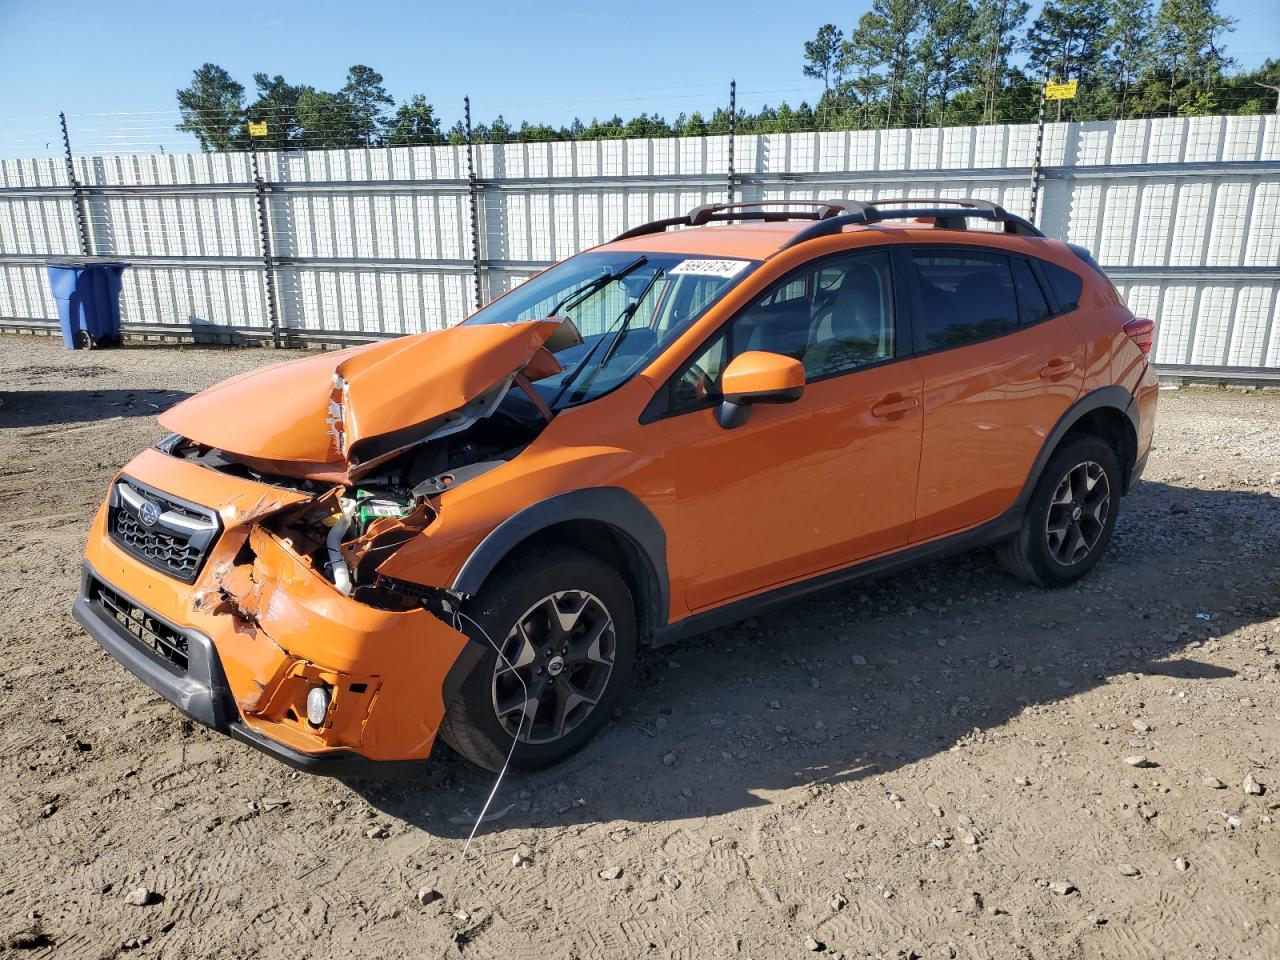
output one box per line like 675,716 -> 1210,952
646,248 -> 925,611
906,246 -> 1086,542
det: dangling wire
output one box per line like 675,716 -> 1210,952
453,607 -> 527,860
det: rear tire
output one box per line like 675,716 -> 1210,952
997,434 -> 1121,587
439,545 -> 636,772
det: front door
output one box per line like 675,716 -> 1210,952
648,249 -> 925,612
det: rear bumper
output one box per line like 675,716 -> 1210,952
75,563 -> 428,779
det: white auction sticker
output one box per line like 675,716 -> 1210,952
668,258 -> 752,278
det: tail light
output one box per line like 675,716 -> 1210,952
1123,317 -> 1155,355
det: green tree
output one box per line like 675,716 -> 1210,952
296,89 -> 358,148
972,0 -> 1030,121
341,64 -> 394,146
245,73 -> 308,150
176,63 -> 245,151
842,0 -> 923,128
1107,0 -> 1154,114
803,24 -> 847,90
681,112 -> 709,136
1024,0 -> 1110,83
917,0 -> 979,125
1154,0 -> 1235,113
386,94 -> 442,146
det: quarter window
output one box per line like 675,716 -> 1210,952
1041,261 -> 1084,312
910,250 -> 1018,351
1011,258 -> 1052,326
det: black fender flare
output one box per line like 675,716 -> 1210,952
1012,385 -> 1139,514
441,488 -> 670,709
451,486 -> 669,632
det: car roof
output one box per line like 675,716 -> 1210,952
596,219 -> 1047,261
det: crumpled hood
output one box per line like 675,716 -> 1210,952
159,320 -> 562,481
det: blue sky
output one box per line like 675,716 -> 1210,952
0,0 -> 1274,155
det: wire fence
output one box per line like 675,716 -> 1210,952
3,75 -> 1277,159
0,106 -> 1278,371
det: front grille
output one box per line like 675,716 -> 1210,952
107,477 -> 219,583
91,578 -> 189,671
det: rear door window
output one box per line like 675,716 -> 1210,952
909,250 -> 1018,351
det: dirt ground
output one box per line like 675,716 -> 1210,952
1,333 -> 1277,960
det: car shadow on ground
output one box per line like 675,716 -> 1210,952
0,388 -> 190,428
353,478 -> 1278,838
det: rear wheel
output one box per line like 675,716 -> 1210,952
439,546 -> 636,772
997,435 -> 1121,587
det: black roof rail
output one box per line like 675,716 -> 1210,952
612,199 -> 872,242
685,199 -> 870,225
611,197 -> 1044,245
779,198 -> 1044,248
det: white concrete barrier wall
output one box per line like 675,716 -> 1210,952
0,115 -> 1276,368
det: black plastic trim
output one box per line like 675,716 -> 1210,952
653,507 -> 1022,645
1011,385 -> 1139,512
108,474 -> 222,584
74,563 -> 428,780
451,487 -> 670,639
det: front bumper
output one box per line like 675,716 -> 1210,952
75,564 -> 427,778
78,448 -> 472,777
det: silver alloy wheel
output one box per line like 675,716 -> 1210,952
1045,460 -> 1110,566
490,590 -> 616,744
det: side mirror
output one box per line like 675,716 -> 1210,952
715,351 -> 805,429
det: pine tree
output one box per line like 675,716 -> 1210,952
1025,0 -> 1110,83
341,65 -> 394,147
917,0 -> 979,126
803,24 -> 847,90
1154,0 -> 1235,113
245,73 -> 308,150
176,64 -> 245,151
1107,0 -> 1154,114
386,95 -> 442,146
972,0 -> 1030,122
843,0 -> 922,128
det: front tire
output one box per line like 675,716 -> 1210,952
997,434 -> 1121,587
439,545 -> 637,772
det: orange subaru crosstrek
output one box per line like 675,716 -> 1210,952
75,199 -> 1159,776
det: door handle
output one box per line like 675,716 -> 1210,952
1039,358 -> 1076,380
871,394 -> 920,419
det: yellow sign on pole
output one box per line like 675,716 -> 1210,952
1045,80 -> 1078,101
247,120 -> 269,137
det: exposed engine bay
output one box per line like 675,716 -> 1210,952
160,384 -> 551,608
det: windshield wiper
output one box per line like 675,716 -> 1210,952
547,256 -> 647,319
595,267 -> 664,371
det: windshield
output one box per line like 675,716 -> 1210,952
464,251 -> 759,407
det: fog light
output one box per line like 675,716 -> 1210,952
306,685 -> 331,727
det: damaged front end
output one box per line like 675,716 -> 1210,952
77,319 -> 578,771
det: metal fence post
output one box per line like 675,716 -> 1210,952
464,96 -> 483,313
727,79 -> 737,204
1029,69 -> 1048,227
59,112 -> 92,256
249,146 -> 282,348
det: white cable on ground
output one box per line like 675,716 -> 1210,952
454,609 -> 527,861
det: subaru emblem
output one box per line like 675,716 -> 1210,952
138,499 -> 162,527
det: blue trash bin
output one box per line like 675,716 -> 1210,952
46,257 -> 130,349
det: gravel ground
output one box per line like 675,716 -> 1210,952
1,334 -> 1277,960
